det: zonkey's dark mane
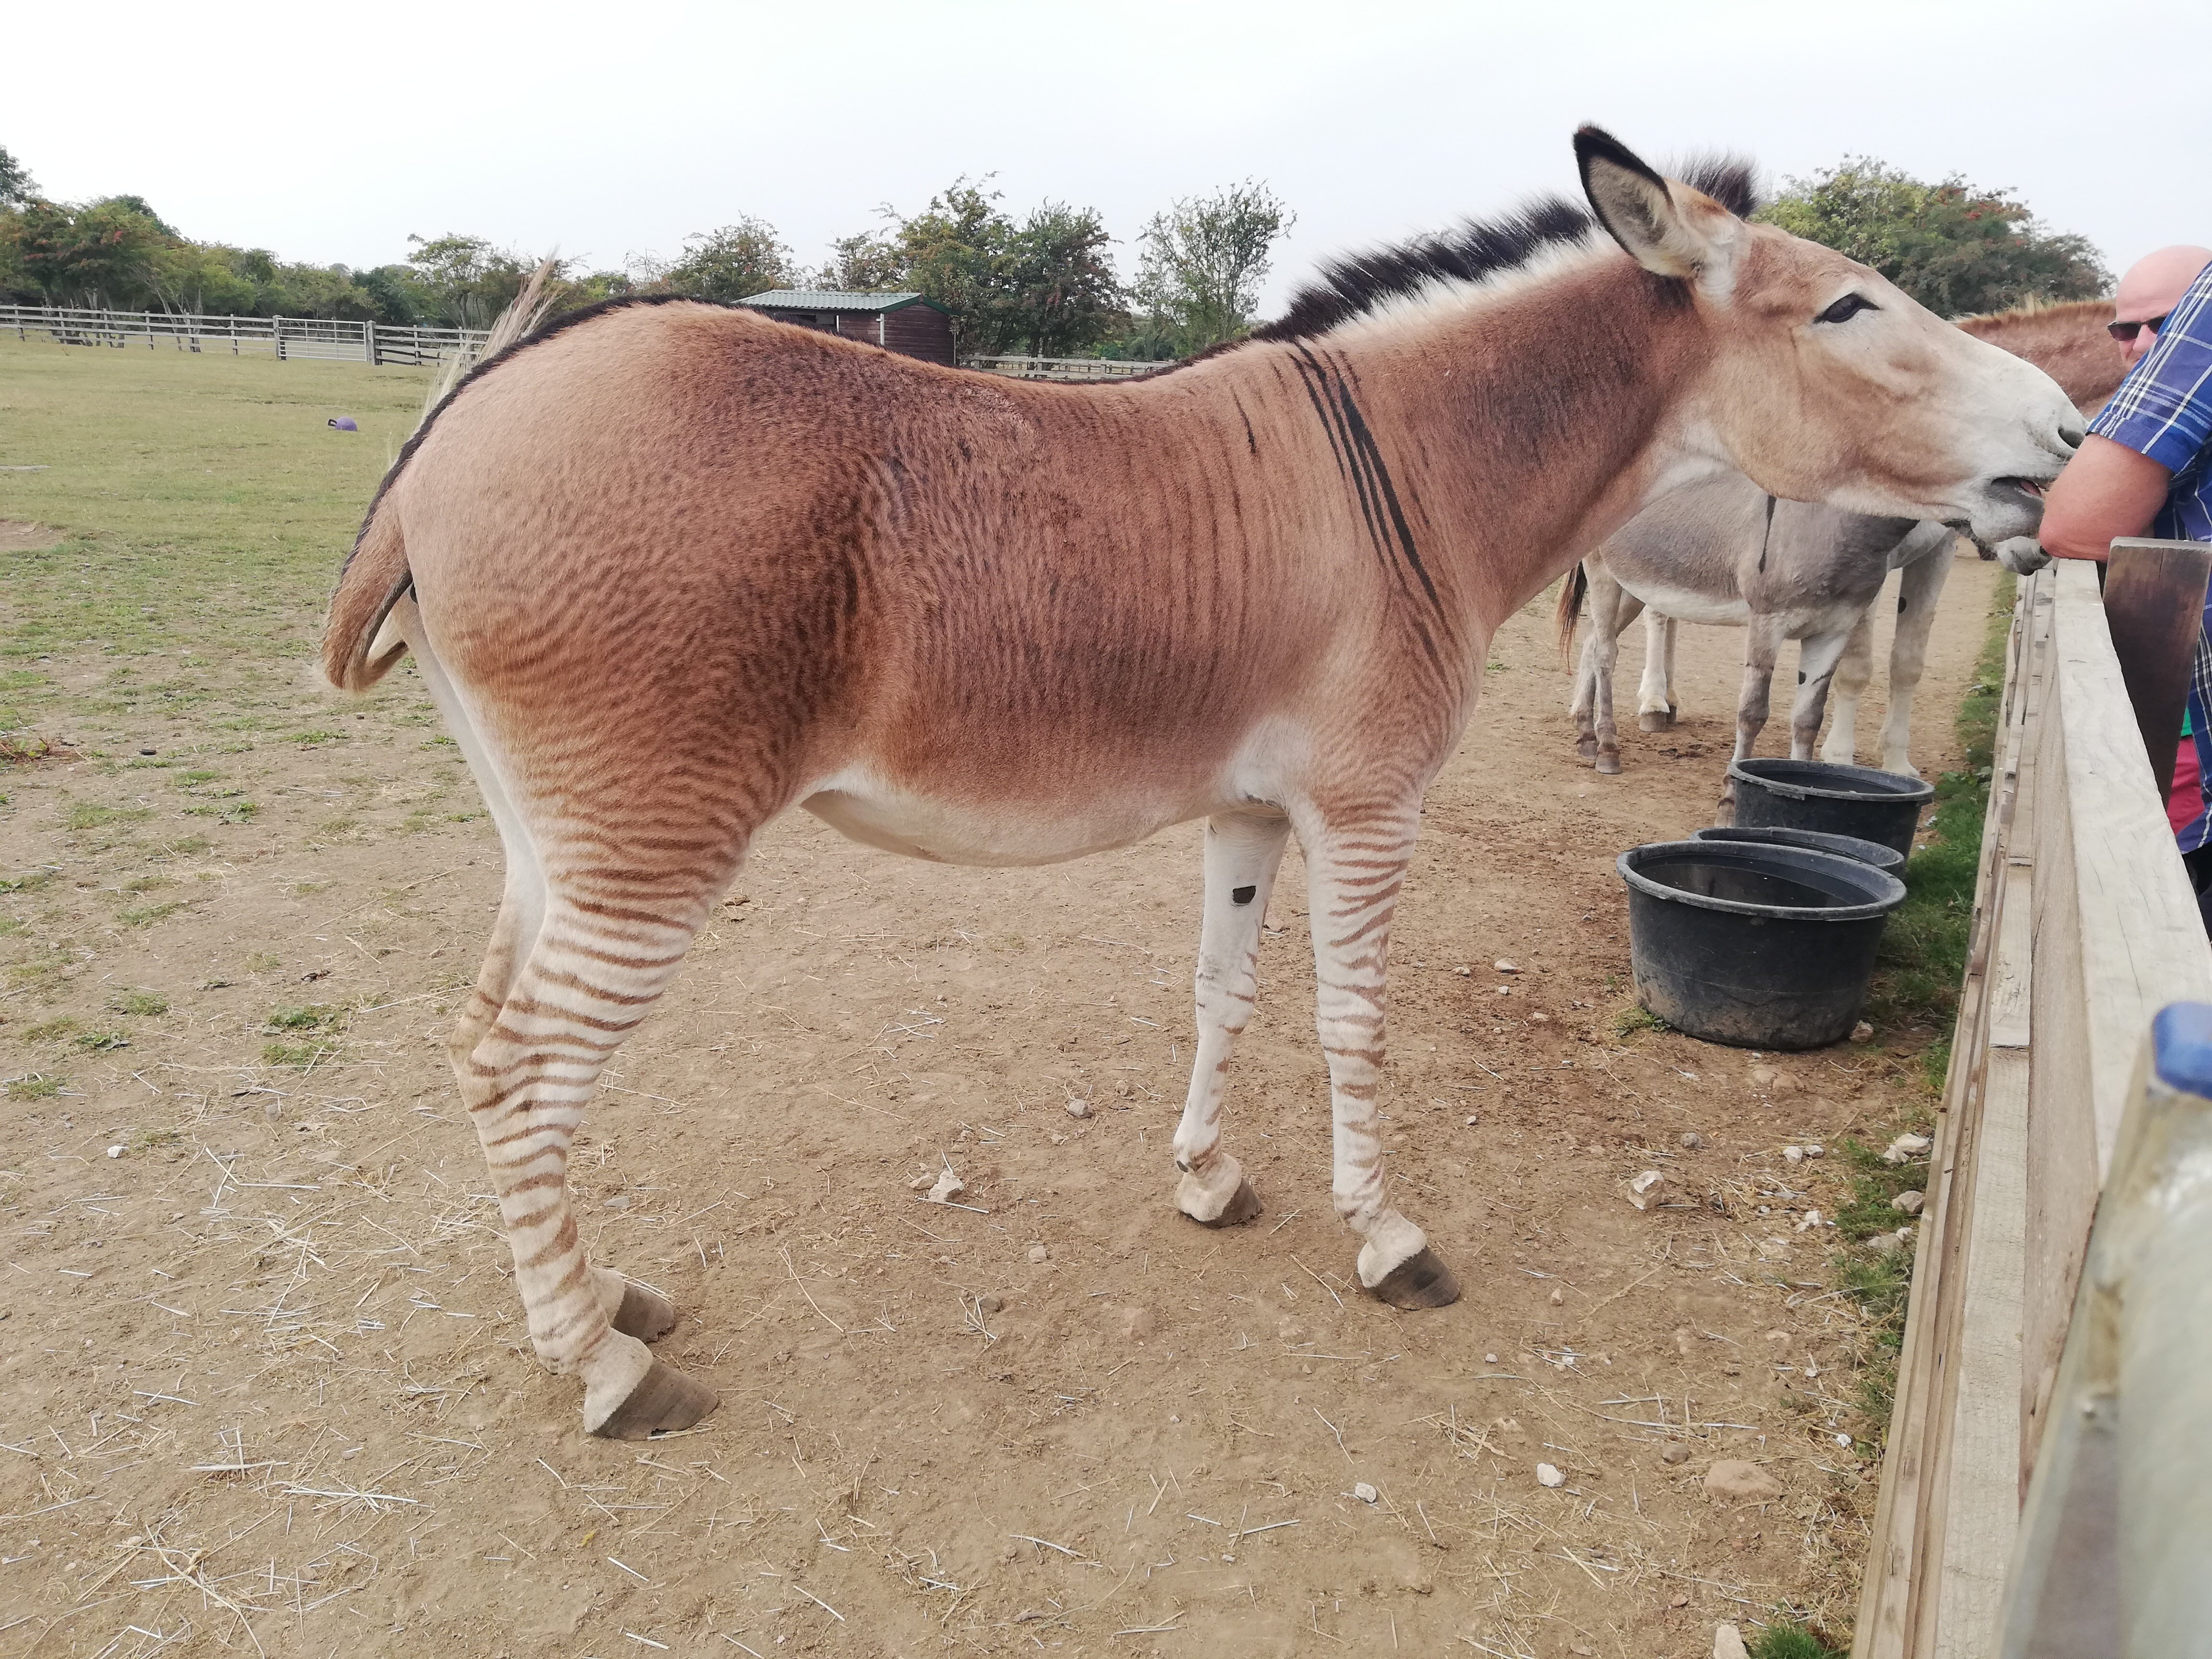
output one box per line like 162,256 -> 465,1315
1252,157 -> 1759,345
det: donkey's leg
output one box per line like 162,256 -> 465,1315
1875,550 -> 1954,779
460,880 -> 724,1438
1587,575 -> 1640,775
1787,630 -> 1857,759
1171,809 -> 1293,1227
1721,617 -> 1786,819
1636,611 -> 1679,731
1301,810 -> 1458,1310
1569,628 -> 1603,760
1568,561 -> 1615,762
1819,605 -> 1879,766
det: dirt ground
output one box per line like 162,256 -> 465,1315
0,526 -> 1995,1659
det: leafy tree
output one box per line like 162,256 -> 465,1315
7,197 -> 168,307
0,144 -> 38,209
649,217 -> 800,302
1758,158 -> 2109,318
812,180 -> 1127,357
402,233 -> 540,328
1001,203 -> 1122,357
91,193 -> 179,237
1132,180 -> 1294,354
890,177 -> 1017,349
815,227 -> 908,293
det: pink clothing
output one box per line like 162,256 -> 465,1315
2172,737 -> 2203,838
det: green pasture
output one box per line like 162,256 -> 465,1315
0,336 -> 434,733
1,339 -> 468,1053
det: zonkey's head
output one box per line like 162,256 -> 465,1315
1575,127 -> 2081,548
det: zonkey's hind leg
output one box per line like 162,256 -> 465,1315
1299,806 -> 1458,1310
456,884 -> 722,1438
1172,810 -> 1292,1228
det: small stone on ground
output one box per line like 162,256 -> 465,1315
1704,1459 -> 1783,1502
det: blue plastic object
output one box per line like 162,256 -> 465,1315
2152,1002 -> 2212,1098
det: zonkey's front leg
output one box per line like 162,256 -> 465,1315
1172,810 -> 1292,1226
1299,809 -> 1459,1309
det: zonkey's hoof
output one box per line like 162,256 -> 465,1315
1638,710 -> 1676,732
1594,755 -> 1623,776
1575,737 -> 1599,760
613,1279 -> 678,1344
590,1357 -> 720,1440
1369,1247 -> 1461,1310
1188,1177 -> 1263,1230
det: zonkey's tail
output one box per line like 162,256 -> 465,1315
321,259 -> 560,693
1554,562 -> 1587,661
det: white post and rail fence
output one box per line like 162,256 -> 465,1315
1,306 -> 1170,380
1853,540 -> 2212,1659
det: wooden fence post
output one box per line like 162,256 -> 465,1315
362,320 -> 377,367
2000,1002 -> 2212,1658
2100,539 -> 2212,805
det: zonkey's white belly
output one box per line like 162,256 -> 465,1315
801,775 -> 1211,867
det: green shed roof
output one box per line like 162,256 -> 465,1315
740,289 -> 949,315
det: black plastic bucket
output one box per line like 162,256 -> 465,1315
1618,840 -> 1907,1050
1726,759 -> 1935,860
1690,823 -> 1906,875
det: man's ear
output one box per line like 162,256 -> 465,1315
1574,125 -> 1724,280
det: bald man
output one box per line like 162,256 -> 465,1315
2042,245 -> 2212,558
2042,244 -> 2212,921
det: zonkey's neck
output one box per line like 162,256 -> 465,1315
1271,258 -> 1712,640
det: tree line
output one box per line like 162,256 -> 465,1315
0,145 -> 1294,360
0,139 -> 2110,361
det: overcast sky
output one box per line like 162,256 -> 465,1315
11,0 -> 2207,310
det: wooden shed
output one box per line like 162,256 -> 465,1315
738,289 -> 956,366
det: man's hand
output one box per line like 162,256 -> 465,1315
2040,434 -> 2172,560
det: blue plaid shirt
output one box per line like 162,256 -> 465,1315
2088,258 -> 2212,851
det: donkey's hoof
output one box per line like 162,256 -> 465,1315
1594,755 -> 1623,776
1575,736 -> 1599,760
1368,1247 -> 1461,1310
590,1358 -> 720,1440
1638,710 -> 1675,732
613,1280 -> 679,1344
1187,1177 -> 1262,1229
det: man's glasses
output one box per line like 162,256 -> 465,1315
2109,313 -> 2171,344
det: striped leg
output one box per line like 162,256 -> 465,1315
457,878 -> 722,1438
1302,811 -> 1459,1309
1172,810 -> 1293,1226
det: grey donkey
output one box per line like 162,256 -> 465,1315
1558,469 -> 2046,803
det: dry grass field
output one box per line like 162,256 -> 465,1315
0,336 -> 1980,1658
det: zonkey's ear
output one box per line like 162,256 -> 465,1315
1574,124 -> 1719,280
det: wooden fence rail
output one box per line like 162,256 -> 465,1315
959,354 -> 1170,380
1854,548 -> 2212,1659
1,305 -> 489,367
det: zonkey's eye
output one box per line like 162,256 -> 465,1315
1816,293 -> 1875,325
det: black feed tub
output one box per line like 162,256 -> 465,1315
1691,822 -> 1906,875
1619,840 -> 1907,1050
1726,759 -> 1934,860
